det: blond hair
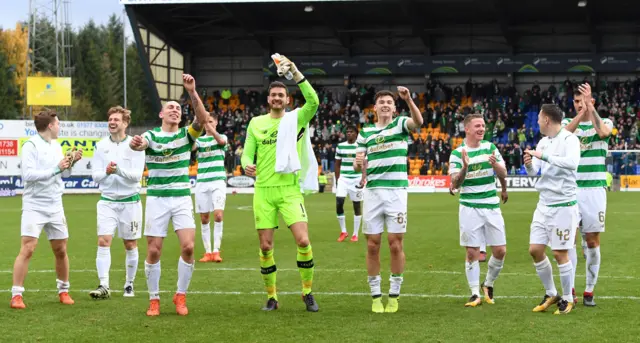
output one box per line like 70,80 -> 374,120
107,106 -> 132,125
463,113 -> 484,127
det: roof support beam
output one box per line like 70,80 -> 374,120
489,0 -> 515,54
219,4 -> 271,52
400,0 -> 431,56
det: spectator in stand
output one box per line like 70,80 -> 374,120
178,76 -> 640,179
320,146 -> 328,172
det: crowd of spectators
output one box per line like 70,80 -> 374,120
181,76 -> 640,177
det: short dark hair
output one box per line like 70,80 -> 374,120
345,124 -> 358,133
463,113 -> 484,127
541,104 -> 564,124
268,81 -> 288,95
209,112 -> 219,120
34,109 -> 57,132
374,90 -> 396,103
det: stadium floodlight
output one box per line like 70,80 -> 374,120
304,5 -> 314,12
577,0 -> 587,7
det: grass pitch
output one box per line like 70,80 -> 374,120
0,192 -> 639,342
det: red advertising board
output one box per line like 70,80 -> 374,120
408,175 -> 450,189
0,140 -> 18,156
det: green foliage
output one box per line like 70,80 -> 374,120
0,52 -> 21,118
1,15 -> 155,123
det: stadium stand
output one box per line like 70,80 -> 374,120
177,77 -> 640,178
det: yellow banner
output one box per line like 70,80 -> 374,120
620,175 -> 640,189
19,138 -> 100,157
27,77 -> 72,106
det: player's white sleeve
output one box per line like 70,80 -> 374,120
92,142 -> 108,184
490,143 -> 506,167
355,133 -> 366,155
21,141 -> 58,181
543,135 -> 580,170
448,149 -> 461,175
526,141 -> 544,176
115,149 -> 145,182
218,133 -> 228,146
142,131 -> 152,148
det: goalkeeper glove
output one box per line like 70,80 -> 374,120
273,54 -> 304,83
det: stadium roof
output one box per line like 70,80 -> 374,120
124,0 -> 640,57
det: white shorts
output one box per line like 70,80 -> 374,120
195,187 -> 226,213
459,205 -> 506,247
144,196 -> 196,237
362,188 -> 407,235
577,187 -> 606,233
97,200 -> 143,240
21,209 -> 69,240
335,177 -> 364,202
530,203 -> 579,250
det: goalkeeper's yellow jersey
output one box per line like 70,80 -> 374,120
241,80 -> 319,188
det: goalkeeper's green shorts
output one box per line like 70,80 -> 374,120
253,185 -> 307,229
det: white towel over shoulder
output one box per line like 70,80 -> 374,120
275,109 -> 318,194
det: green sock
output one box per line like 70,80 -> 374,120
297,245 -> 314,295
259,249 -> 277,300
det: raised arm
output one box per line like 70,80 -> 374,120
91,143 -> 108,184
211,131 -> 227,147
578,83 -> 612,139
397,86 -> 424,131
21,141 -> 64,181
564,112 -> 584,133
183,74 -> 208,133
275,56 -> 319,126
296,80 -> 320,126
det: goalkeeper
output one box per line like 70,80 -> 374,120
241,55 -> 320,312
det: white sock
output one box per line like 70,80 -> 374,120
177,256 -> 194,294
11,286 -> 25,297
534,257 -> 557,297
465,261 -> 480,296
96,246 -> 111,288
201,222 -> 212,253
337,215 -> 347,233
353,215 -> 362,237
56,279 -> 70,294
558,261 -> 574,303
145,261 -> 161,300
368,275 -> 381,298
389,274 -> 403,297
568,245 -> 578,292
484,256 -> 504,287
125,247 -> 139,284
213,221 -> 223,253
585,246 -> 601,293
480,243 -> 486,253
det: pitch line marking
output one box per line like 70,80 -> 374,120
0,289 -> 638,300
0,267 -> 637,280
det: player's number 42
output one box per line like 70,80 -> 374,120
556,229 -> 571,241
